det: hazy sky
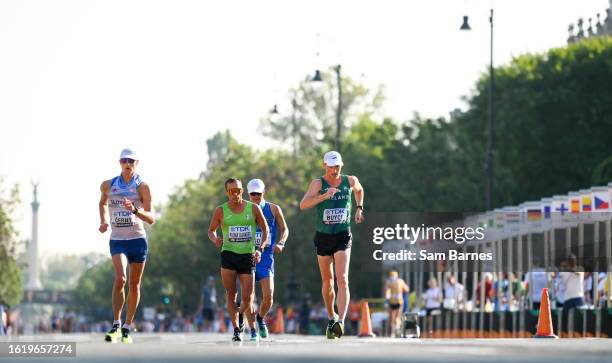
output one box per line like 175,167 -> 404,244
1,0 -> 609,257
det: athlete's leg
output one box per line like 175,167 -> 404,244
259,277 -> 274,318
317,255 -> 335,318
111,254 -> 128,321
220,268 -> 239,328
125,262 -> 146,325
238,273 -> 256,329
389,309 -> 398,336
333,248 -> 351,321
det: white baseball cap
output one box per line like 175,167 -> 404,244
247,179 -> 265,193
323,151 -> 343,166
119,148 -> 139,160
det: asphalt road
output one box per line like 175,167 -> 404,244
1,333 -> 611,363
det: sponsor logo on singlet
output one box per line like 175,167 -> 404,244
229,226 -> 252,242
112,210 -> 135,227
323,208 -> 349,224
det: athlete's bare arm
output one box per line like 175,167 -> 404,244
271,203 -> 289,253
384,281 -> 391,300
208,206 -> 223,248
299,179 -> 337,210
99,180 -> 110,233
126,182 -> 155,224
402,279 -> 410,293
348,175 -> 364,224
253,204 -> 270,250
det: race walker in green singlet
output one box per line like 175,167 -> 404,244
300,151 -> 365,340
208,178 -> 269,342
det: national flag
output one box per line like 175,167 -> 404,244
570,199 -> 580,213
506,212 -> 520,223
543,205 -> 551,219
555,203 -> 568,215
594,196 -> 609,210
527,209 -> 542,221
582,196 -> 592,211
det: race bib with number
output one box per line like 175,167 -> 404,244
228,226 -> 252,242
112,210 -> 135,228
255,231 -> 271,248
322,208 -> 349,224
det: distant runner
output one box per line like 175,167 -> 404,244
99,148 -> 156,344
384,270 -> 409,337
300,151 -> 364,339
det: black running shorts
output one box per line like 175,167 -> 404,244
313,230 -> 352,256
220,250 -> 255,274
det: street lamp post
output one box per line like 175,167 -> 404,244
462,9 -> 495,211
312,64 -> 343,153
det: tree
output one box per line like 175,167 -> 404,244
0,179 -> 22,306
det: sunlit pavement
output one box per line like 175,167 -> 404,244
1,333 -> 611,362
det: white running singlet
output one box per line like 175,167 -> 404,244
107,174 -> 146,240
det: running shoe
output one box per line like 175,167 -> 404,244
257,314 -> 269,338
232,327 -> 242,342
326,317 -> 337,339
250,329 -> 260,342
104,323 -> 121,342
332,321 -> 344,338
120,327 -> 133,344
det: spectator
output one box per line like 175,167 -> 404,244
0,302 -> 5,336
298,293 -> 312,335
560,254 -> 585,310
524,258 -> 548,310
476,272 -> 495,309
424,277 -> 441,336
443,274 -> 465,312
583,271 -> 593,306
197,275 -> 218,332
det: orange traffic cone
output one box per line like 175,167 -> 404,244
358,300 -> 376,338
217,311 -> 227,333
533,288 -> 558,338
273,306 -> 285,334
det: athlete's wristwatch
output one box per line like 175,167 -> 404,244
132,206 -> 140,215
356,205 -> 364,212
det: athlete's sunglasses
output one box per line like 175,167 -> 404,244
228,188 -> 243,195
249,192 -> 262,196
120,158 -> 136,164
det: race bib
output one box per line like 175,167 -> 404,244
112,210 -> 135,228
228,226 -> 252,242
255,231 -> 271,248
323,208 -> 349,224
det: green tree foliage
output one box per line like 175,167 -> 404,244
0,179 -> 22,306
72,261 -> 114,320
41,253 -> 105,291
457,36 -> 612,208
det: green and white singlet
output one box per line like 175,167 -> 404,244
316,175 -> 352,234
221,201 -> 257,254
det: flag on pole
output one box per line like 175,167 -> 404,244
504,206 -> 521,237
541,197 -> 553,231
591,186 -> 611,221
568,191 -> 581,226
494,208 -> 507,240
579,189 -> 594,222
522,201 -> 543,233
552,195 -> 571,228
